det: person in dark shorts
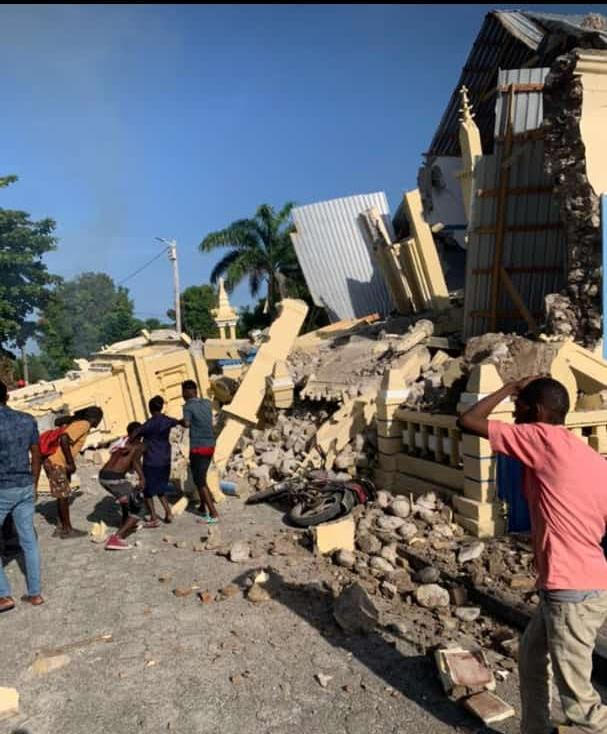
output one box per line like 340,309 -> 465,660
181,380 -> 218,523
137,395 -> 179,528
98,422 -> 145,550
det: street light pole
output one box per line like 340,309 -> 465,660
156,237 -> 182,335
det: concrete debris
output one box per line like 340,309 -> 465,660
333,583 -> 380,634
315,673 -> 333,688
335,549 -> 356,569
455,607 -> 481,623
415,584 -> 450,609
463,691 -> 515,724
173,587 -> 193,598
89,521 -> 109,544
415,566 -> 441,584
246,583 -> 271,604
0,688 -> 19,721
314,516 -> 355,555
229,541 -> 251,563
434,647 -> 495,698
458,542 -> 485,564
171,496 -> 188,517
389,499 -> 411,519
544,51 -> 602,346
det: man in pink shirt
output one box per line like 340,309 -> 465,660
459,376 -> 607,734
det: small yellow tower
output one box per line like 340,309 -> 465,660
212,278 -> 238,340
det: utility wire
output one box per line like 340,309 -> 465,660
118,249 -> 167,286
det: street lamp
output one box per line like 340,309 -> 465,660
155,237 -> 182,335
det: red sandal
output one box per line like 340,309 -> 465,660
0,596 -> 15,613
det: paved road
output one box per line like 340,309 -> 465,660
0,464 -> 579,734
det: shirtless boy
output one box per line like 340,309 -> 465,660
98,422 -> 145,551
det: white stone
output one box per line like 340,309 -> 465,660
389,499 -> 411,519
455,607 -> 481,623
369,556 -> 395,574
458,541 -> 485,564
229,541 -> 250,563
415,584 -> 450,609
376,516 -> 405,532
397,522 -> 418,541
376,491 -> 392,509
335,549 -> 356,569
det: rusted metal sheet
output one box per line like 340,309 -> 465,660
463,67 -> 567,337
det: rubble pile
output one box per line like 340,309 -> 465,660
328,490 -> 527,659
543,50 -> 603,346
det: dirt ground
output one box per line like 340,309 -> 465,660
0,465 -> 602,734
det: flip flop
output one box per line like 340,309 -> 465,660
0,597 -> 15,613
144,519 -> 161,529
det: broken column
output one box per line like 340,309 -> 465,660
543,50 -> 607,346
455,364 -> 512,537
267,360 -> 295,410
213,299 -> 309,474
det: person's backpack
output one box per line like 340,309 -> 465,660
39,427 -> 67,460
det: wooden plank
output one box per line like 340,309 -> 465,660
475,222 -> 563,235
476,185 -> 552,198
489,84 -> 514,331
500,266 -> 538,333
472,265 -> 562,275
497,82 -> 544,93
496,129 -> 545,143
471,310 -> 543,320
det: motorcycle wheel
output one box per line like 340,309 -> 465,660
287,491 -> 344,527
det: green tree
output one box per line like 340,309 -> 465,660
199,203 -> 308,315
140,317 -> 171,331
0,174 -> 58,349
167,284 -> 219,340
38,273 -> 142,377
14,354 -> 49,383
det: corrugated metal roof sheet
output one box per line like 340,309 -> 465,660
427,9 -> 607,158
463,67 -> 566,337
291,193 -> 394,322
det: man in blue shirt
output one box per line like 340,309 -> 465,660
0,380 -> 43,612
138,395 -> 179,527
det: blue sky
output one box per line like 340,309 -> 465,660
1,3 -> 606,324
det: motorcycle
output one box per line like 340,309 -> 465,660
245,471 -> 376,527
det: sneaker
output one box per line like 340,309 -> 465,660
105,535 -> 131,551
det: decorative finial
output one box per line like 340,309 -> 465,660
458,85 -> 475,122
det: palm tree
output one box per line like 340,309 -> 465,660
199,203 -> 305,314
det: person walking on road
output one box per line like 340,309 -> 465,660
181,380 -> 218,523
460,376 -> 607,734
0,380 -> 44,611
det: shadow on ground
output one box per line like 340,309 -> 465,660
232,569 -> 505,733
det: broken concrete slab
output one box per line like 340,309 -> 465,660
314,516 -> 355,555
171,496 -> 188,517
0,688 -> 19,721
333,583 -> 380,634
89,520 -> 109,544
434,647 -> 495,698
463,690 -> 515,724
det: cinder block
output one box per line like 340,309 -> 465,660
314,516 -> 355,555
454,513 -> 505,538
453,496 -> 500,523
377,436 -> 404,455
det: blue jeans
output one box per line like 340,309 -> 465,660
0,485 -> 41,597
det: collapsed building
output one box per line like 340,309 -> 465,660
10,10 -> 607,546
